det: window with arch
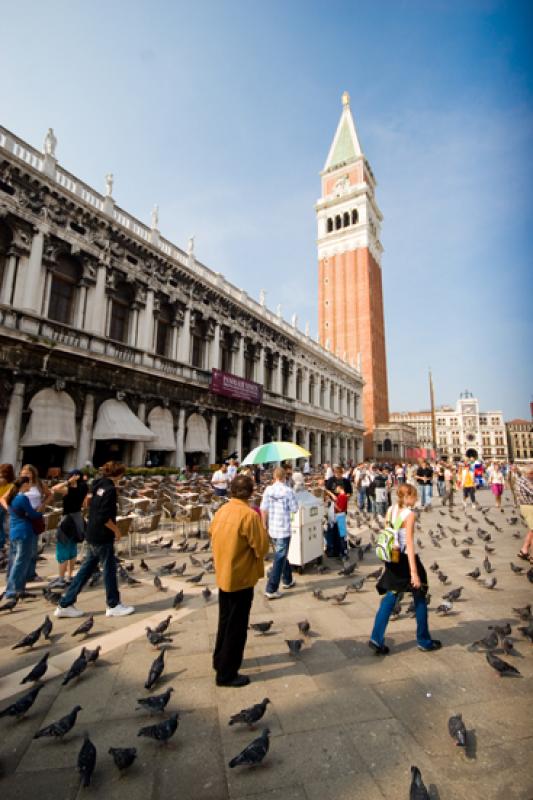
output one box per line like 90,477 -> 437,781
335,215 -> 342,230
295,369 -> 302,401
264,351 -> 274,391
190,314 -> 207,368
383,438 -> 392,452
281,359 -> 290,397
351,209 -> 358,224
48,254 -> 81,325
330,383 -> 335,410
308,375 -> 315,405
327,218 -> 333,233
156,301 -> 173,357
109,280 -> 134,343
244,341 -> 256,381
343,212 -> 350,227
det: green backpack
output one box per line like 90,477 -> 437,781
375,509 -> 404,562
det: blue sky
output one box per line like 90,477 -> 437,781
1,0 -> 532,419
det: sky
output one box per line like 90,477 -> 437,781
1,0 -> 532,419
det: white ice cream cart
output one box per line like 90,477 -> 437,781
287,488 -> 324,573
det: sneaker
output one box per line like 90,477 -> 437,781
48,577 -> 67,589
54,605 -> 84,618
368,640 -> 390,656
282,580 -> 296,589
264,591 -> 282,600
418,639 -> 442,652
106,603 -> 135,617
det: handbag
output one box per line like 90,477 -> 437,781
31,516 -> 45,535
375,508 -> 404,562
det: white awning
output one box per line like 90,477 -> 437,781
21,389 -> 77,448
147,406 -> 175,451
93,399 -> 155,442
184,413 -> 209,453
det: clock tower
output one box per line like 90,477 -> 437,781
317,92 -> 389,457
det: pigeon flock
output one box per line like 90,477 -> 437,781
0,493 -> 532,796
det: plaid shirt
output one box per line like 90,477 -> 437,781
260,482 -> 299,539
515,474 -> 533,505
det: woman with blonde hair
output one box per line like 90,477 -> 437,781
488,462 -> 505,512
369,483 -> 441,655
0,464 -> 15,551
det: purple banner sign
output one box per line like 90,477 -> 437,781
209,369 -> 263,405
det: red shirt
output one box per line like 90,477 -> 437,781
335,493 -> 348,513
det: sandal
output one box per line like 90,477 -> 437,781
517,551 -> 529,561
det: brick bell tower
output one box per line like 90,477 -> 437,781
317,92 -> 389,458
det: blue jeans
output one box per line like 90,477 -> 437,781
336,513 -> 348,557
5,536 -> 34,598
357,488 -> 371,511
266,537 -> 292,593
370,589 -> 432,649
375,501 -> 387,517
0,506 -> 6,549
59,541 -> 120,608
26,533 -> 39,581
419,484 -> 431,507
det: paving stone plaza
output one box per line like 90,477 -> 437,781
1,488 -> 531,800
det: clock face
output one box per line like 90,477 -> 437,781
466,433 -> 476,442
463,403 -> 476,415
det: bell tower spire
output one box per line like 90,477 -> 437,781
316,93 -> 389,457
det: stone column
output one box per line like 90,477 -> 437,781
177,307 -> 191,363
131,402 -> 147,466
0,381 -> 25,466
139,289 -> 155,351
41,270 -> 53,316
175,408 -> 186,467
275,356 -> 283,395
75,283 -> 88,329
302,368 -> 310,405
257,420 -> 264,446
256,346 -> 265,386
235,417 -> 243,461
22,227 -> 46,313
316,431 -> 323,465
209,322 -> 220,371
86,264 -> 107,335
277,423 -> 283,442
304,428 -> 310,452
170,322 -> 179,361
0,253 -> 17,305
288,362 -> 297,399
325,433 -> 332,464
235,335 -> 245,377
77,393 -> 95,467
209,413 -> 217,464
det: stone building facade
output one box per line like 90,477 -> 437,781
0,126 -> 364,475
390,391 -> 508,462
316,93 -> 389,457
372,422 -> 418,463
506,419 -> 533,463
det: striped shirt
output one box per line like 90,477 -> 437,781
260,482 -> 299,539
515,474 -> 533,505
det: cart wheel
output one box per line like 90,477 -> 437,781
316,556 -> 323,565
297,566 -> 304,575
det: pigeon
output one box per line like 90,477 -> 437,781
160,540 -> 173,550
0,596 -> 18,612
416,538 -> 424,549
297,620 -> 311,636
154,616 -> 172,635
429,562 -> 439,572
40,615 -> 53,640
349,576 -> 365,592
172,590 -> 184,608
517,623 -> 533,643
338,561 -> 357,576
483,557 -> 493,574
249,620 -> 274,635
136,687 -> 174,714
153,575 -> 167,592
331,591 -> 348,604
484,576 -> 497,590
470,630 -> 499,651
34,705 -> 82,739
140,559 -> 150,571
442,586 -> 463,602
72,615 -> 94,638
109,746 -> 137,774
158,561 -> 176,575
286,639 -> 304,656
485,544 -> 495,554
189,555 -> 202,568
510,562 -> 524,574
145,648 -> 167,690
409,766 -> 430,800
229,698 -> 270,727
437,571 -> 449,585
12,625 -> 42,650
186,572 -> 204,584
448,713 -> 467,747
145,627 -> 172,648
488,623 -> 512,638
466,567 -> 480,579
486,651 -> 521,677
202,586 -> 212,601
451,537 -> 458,547
436,601 -> 453,615
21,651 -> 50,684
502,637 -> 517,655
174,563 -> 187,575
62,649 -> 89,686
84,645 -> 101,665
460,549 -> 471,558
0,684 -> 44,719
78,732 -> 97,787
512,604 -> 532,620
366,568 -> 383,580
88,571 -> 102,587
312,589 -> 326,600
229,728 -> 270,768
138,711 -> 179,743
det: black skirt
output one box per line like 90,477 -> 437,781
376,553 -> 428,596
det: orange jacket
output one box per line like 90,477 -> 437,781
209,499 -> 270,592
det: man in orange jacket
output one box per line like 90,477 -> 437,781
210,473 -> 269,687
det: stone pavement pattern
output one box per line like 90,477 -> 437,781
0,490 -> 532,800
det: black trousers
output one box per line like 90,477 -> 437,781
213,586 -> 253,682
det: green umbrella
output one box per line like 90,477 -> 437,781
241,441 -> 311,466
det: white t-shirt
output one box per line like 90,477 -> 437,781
227,465 -> 237,480
25,485 -> 43,510
388,504 -> 412,552
212,470 -> 229,490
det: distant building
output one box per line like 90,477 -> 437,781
373,422 -> 418,463
390,391 -> 508,462
506,419 -> 533,463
